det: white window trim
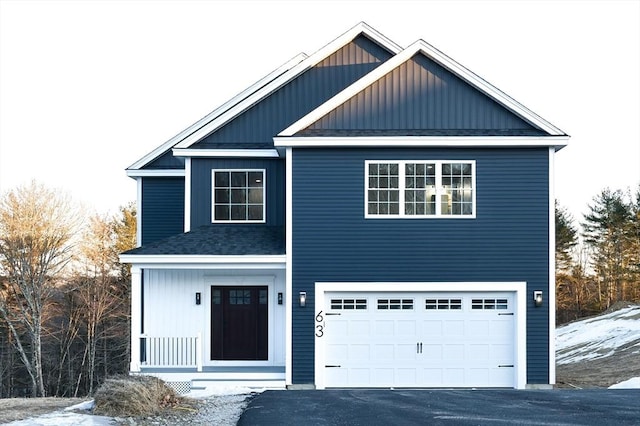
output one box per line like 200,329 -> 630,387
364,160 -> 476,219
211,169 -> 266,224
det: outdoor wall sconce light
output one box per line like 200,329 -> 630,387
533,291 -> 543,307
195,292 -> 201,305
278,292 -> 283,305
299,291 -> 306,307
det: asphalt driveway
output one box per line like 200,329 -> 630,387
238,389 -> 640,425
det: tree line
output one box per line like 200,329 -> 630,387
1,180 -> 638,397
556,185 -> 640,324
0,181 -> 135,397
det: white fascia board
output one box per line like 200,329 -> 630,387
172,148 -> 280,158
126,169 -> 186,178
280,39 -> 567,137
172,22 -> 402,150
274,136 -> 569,149
126,52 -> 308,171
119,254 -> 287,266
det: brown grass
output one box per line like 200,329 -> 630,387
93,375 -> 182,417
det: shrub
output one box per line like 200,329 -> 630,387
93,375 -> 181,417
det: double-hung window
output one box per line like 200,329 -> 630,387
366,160 -> 475,218
212,170 -> 265,222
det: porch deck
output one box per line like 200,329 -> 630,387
135,366 -> 286,394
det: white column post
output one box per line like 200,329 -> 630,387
196,332 -> 203,372
285,147 -> 293,386
130,266 -> 142,372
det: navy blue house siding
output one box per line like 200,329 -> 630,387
291,147 -> 550,384
141,177 -> 185,245
190,158 -> 285,228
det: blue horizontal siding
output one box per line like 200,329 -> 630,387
141,177 -> 185,245
190,158 -> 285,228
291,148 -> 550,384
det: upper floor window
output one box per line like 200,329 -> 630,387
365,160 -> 475,218
212,170 -> 265,222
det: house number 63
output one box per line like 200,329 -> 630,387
315,311 -> 324,337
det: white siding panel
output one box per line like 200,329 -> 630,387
143,269 -> 286,366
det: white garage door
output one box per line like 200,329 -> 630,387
322,291 -> 515,388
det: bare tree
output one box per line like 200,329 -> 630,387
75,213 -> 121,395
0,181 -> 79,396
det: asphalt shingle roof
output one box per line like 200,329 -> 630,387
123,225 -> 285,256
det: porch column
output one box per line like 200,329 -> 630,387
130,266 -> 142,372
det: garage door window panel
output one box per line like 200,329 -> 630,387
377,299 -> 414,310
331,299 -> 367,310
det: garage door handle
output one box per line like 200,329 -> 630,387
417,343 -> 423,354
499,365 -> 514,368
499,313 -> 514,316
325,365 -> 341,368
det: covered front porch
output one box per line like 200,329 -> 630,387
123,259 -> 287,394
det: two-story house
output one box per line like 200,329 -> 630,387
120,22 -> 568,393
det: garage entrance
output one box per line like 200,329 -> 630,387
314,283 -> 526,389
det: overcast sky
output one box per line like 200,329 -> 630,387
1,0 -> 638,223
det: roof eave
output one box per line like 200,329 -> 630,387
273,135 -> 569,150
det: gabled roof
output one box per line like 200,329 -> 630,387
127,22 -> 402,172
278,39 -> 567,139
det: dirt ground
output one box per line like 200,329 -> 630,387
556,341 -> 640,388
0,397 -> 85,423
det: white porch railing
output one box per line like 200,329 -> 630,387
140,332 -> 202,371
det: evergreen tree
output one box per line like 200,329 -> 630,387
555,200 -> 578,271
582,188 -> 632,306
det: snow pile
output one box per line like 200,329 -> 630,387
556,305 -> 640,365
609,377 -> 640,389
6,399 -> 108,426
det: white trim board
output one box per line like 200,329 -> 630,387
313,281 -> 527,390
548,146 -> 556,385
173,149 -> 280,158
126,169 -> 186,178
274,136 -> 569,150
279,39 -> 566,138
126,52 -> 308,171
284,147 -> 294,386
119,254 -> 286,266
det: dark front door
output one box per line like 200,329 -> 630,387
210,286 -> 268,360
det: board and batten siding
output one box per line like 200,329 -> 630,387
194,35 -> 394,147
143,269 -> 287,366
189,158 -> 285,228
307,54 -> 543,133
291,147 -> 550,384
141,177 -> 185,245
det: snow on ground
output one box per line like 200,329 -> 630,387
556,305 -> 640,365
5,386 -> 259,426
609,377 -> 640,389
556,304 -> 640,389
